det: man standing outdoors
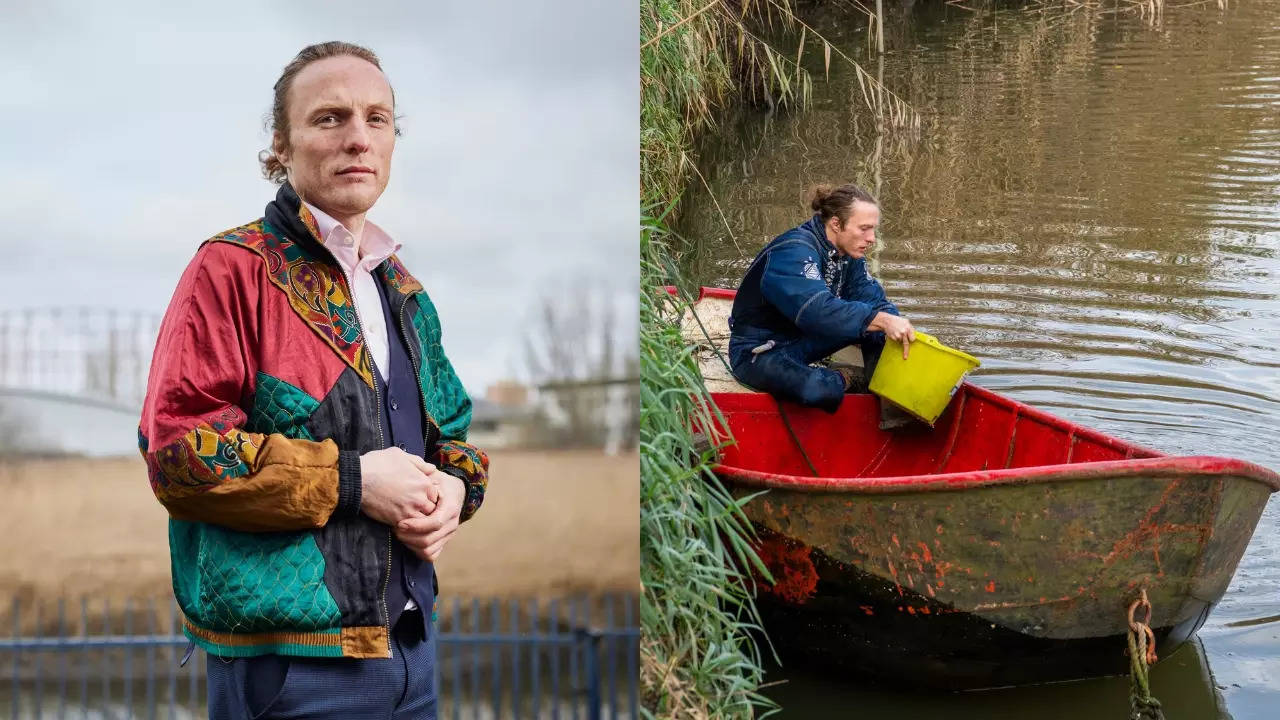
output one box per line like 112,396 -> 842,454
138,42 -> 488,718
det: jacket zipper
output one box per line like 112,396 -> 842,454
310,240 -> 394,658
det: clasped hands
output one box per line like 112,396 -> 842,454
359,447 -> 466,562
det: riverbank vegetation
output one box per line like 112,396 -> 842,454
639,1 -> 909,717
641,0 -> 914,212
639,1 -> 827,714
639,214 -> 773,717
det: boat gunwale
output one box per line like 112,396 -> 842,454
714,454 -> 1280,494
712,383 -> 1280,493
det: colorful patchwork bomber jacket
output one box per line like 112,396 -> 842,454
137,183 -> 489,659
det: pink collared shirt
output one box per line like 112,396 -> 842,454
304,202 -> 403,383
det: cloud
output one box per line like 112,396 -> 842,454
0,0 -> 637,393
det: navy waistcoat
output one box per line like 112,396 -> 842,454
372,274 -> 437,630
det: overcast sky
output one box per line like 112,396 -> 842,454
0,0 -> 638,394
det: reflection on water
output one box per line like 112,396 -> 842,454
763,636 -> 1232,720
676,0 -> 1280,715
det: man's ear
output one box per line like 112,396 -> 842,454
273,132 -> 290,169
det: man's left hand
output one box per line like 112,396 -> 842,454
395,471 -> 467,562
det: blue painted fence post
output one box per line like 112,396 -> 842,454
584,629 -> 602,720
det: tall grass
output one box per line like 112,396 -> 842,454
641,0 -> 915,209
640,213 -> 774,718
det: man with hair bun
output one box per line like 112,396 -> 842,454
728,183 -> 917,423
138,41 -> 488,718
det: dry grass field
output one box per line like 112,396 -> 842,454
0,449 -> 638,630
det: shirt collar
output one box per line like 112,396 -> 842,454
303,201 -> 402,274
807,214 -> 842,259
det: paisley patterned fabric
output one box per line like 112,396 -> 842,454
143,407 -> 263,501
373,253 -> 424,295
209,221 -> 375,389
297,202 -> 323,244
378,253 -> 424,296
438,441 -> 489,521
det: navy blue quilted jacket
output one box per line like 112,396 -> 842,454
728,214 -> 899,362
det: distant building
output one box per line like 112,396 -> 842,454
467,380 -> 536,449
486,380 -> 529,407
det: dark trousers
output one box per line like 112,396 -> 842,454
207,609 -> 436,720
730,333 -> 886,412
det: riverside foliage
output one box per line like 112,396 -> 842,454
639,214 -> 774,718
639,1 -> 891,717
640,0 -> 828,714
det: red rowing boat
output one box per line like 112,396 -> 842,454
678,286 -> 1280,689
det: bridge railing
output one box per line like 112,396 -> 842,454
1,593 -> 639,719
0,308 -> 160,412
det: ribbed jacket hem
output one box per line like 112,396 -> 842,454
183,616 -> 390,659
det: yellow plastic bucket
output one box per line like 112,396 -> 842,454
868,331 -> 980,425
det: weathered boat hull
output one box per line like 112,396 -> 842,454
714,392 -> 1276,689
742,484 -> 1257,691
677,286 -> 1280,688
750,527 -> 1211,690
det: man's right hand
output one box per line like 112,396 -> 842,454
358,447 -> 440,526
869,311 -> 917,359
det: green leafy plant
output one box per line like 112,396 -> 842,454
640,211 -> 775,719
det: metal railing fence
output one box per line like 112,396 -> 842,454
1,594 -> 638,719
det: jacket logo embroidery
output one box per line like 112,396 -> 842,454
802,257 -> 821,281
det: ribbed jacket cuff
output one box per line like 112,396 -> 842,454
335,451 -> 363,519
440,466 -> 469,483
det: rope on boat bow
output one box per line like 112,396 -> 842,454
775,399 -> 820,477
1126,589 -> 1165,720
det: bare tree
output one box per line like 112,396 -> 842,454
521,283 -> 638,449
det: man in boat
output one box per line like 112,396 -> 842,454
728,183 -> 917,423
137,42 -> 488,719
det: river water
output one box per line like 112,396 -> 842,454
676,1 -> 1280,717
